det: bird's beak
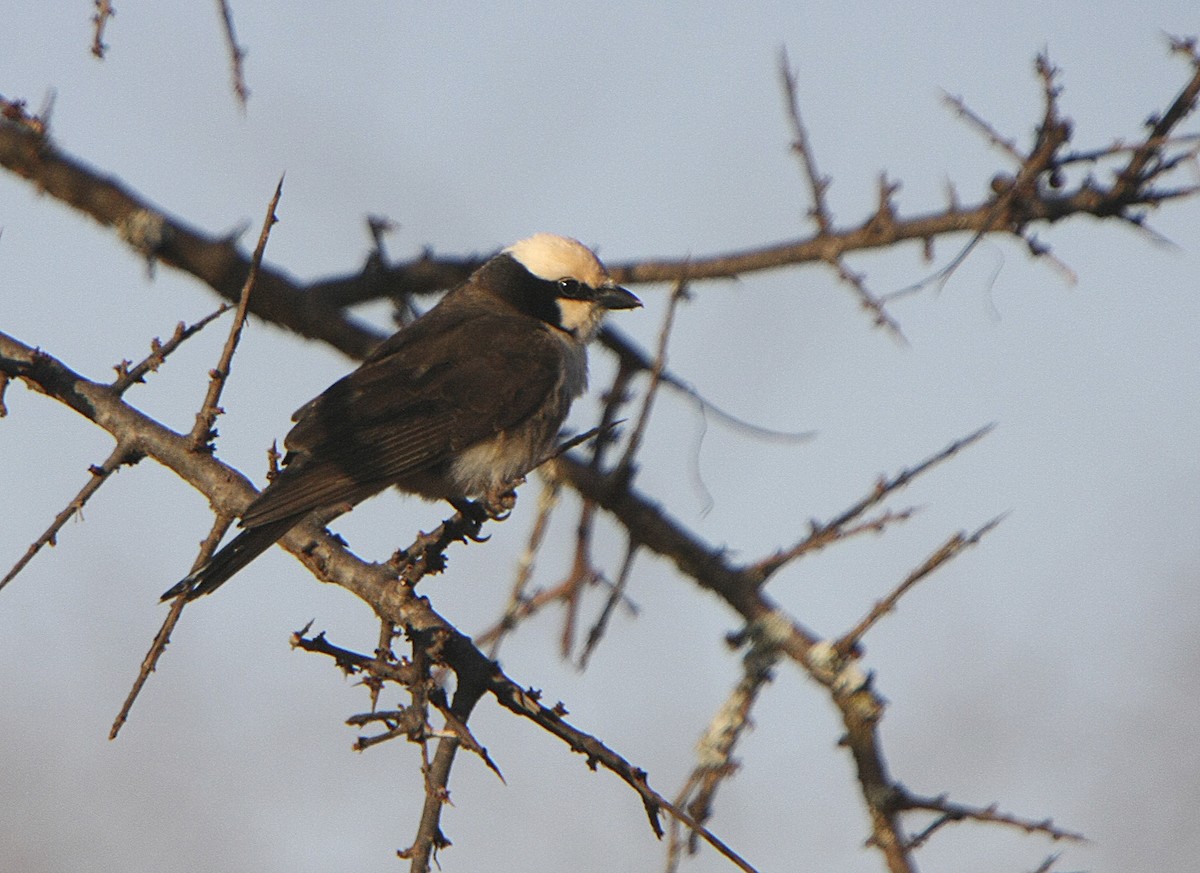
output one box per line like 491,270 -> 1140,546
596,283 -> 642,310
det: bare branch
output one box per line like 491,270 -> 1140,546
836,515 -> 1006,656
747,424 -> 994,584
91,0 -> 115,59
900,790 -> 1086,845
214,0 -> 250,107
779,47 -> 833,234
188,177 -> 283,449
6,53 -> 1198,367
111,306 -> 230,395
0,117 -> 382,357
614,279 -> 689,482
0,441 -> 141,593
667,618 -> 781,869
941,90 -> 1025,162
487,673 -> 760,873
578,537 -> 639,669
111,513 -> 234,739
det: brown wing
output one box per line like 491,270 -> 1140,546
239,302 -> 566,527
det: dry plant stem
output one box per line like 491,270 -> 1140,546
900,55 -> 1075,296
0,441 -> 139,593
474,571 -> 577,653
549,444 -> 995,873
290,628 -> 420,685
779,47 -> 833,234
404,645 -> 490,873
189,177 -> 283,449
214,0 -> 250,106
941,90 -> 1025,161
578,537 -> 638,669
485,675 -> 760,873
369,619 -> 398,711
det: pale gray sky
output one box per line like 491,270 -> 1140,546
2,4 -> 1199,872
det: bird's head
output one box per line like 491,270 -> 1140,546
502,233 -> 641,340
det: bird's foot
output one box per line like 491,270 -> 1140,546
448,498 -> 491,542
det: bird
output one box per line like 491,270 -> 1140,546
162,233 -> 641,601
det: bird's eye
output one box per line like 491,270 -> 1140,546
557,277 -> 585,298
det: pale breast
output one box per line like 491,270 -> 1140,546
448,328 -> 589,496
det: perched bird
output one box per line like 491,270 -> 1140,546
163,233 -> 640,601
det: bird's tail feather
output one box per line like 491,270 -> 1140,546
160,516 -> 301,601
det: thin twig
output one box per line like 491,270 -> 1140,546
747,507 -> 917,588
91,0 -> 115,59
941,90 -> 1026,162
779,47 -> 833,234
746,425 -> 994,584
573,281 -> 688,663
831,256 -> 907,339
900,790 -> 1086,844
485,476 -> 561,658
110,513 -> 234,739
214,0 -> 250,107
578,537 -> 639,669
0,441 -> 141,593
553,358 -> 640,656
779,48 -> 906,335
489,676 -> 760,873
188,177 -> 283,449
614,279 -> 688,482
403,645 -> 490,873
368,619 -> 398,711
835,514 -> 1006,655
111,305 -> 230,395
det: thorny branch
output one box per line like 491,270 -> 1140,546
187,177 -> 283,450
779,48 -> 902,335
214,0 -> 250,107
112,181 -> 285,737
3,47 -> 1199,359
1,305 -> 231,594
4,43 -> 1200,873
109,512 -> 231,739
0,326 -> 760,870
900,790 -> 1086,846
0,441 -> 140,593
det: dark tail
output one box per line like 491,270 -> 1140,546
160,516 -> 301,601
